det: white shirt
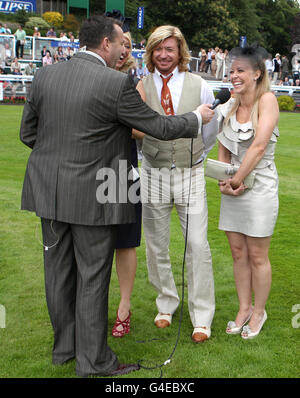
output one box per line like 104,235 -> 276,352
84,50 -> 107,66
153,67 -> 218,161
265,59 -> 273,71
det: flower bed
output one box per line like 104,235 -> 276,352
1,96 -> 26,104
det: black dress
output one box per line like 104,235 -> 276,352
115,75 -> 142,249
115,139 -> 142,249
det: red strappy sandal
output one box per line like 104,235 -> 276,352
112,310 -> 131,338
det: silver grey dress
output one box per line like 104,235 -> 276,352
217,99 -> 279,237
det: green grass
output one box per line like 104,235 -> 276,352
0,105 -> 299,378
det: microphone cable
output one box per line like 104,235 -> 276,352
138,138 -> 194,377
35,220 -> 60,251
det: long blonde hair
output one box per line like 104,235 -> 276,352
119,31 -> 136,73
225,50 -> 270,130
144,25 -> 191,73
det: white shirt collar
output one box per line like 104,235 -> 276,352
154,66 -> 179,79
84,50 -> 107,66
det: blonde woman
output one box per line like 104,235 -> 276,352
112,31 -> 145,338
217,46 -> 279,339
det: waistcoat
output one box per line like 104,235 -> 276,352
142,72 -> 204,169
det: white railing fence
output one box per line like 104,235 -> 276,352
1,76 -> 299,103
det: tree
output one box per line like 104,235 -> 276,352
291,12 -> 300,46
90,0 -> 300,54
125,0 -> 240,51
14,9 -> 30,26
256,0 -> 300,55
228,0 -> 263,45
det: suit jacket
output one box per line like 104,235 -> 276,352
20,52 -> 199,226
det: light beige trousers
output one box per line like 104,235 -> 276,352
141,161 -> 215,327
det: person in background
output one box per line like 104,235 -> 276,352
224,49 -> 230,77
4,43 -> 12,66
24,62 -> 36,75
265,54 -> 273,80
4,23 -> 11,34
199,48 -> 207,72
282,76 -> 291,86
65,46 -> 74,60
136,60 -> 145,79
33,27 -> 41,38
56,46 -> 65,62
60,32 -> 69,41
47,27 -> 56,37
217,45 -> 279,340
14,25 -> 26,59
272,53 -> 281,84
68,32 -> 75,42
293,78 -> 300,86
141,25 -> 217,343
292,59 -> 299,83
112,30 -> 145,338
280,55 -> 289,80
0,23 -> 6,34
41,46 -> 50,60
11,57 -> 22,73
211,46 -> 219,77
216,48 -> 224,80
205,48 -> 212,74
53,53 -> 59,64
42,51 -> 53,66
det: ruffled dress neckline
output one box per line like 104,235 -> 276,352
217,98 -> 279,158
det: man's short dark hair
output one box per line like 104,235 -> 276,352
79,15 -> 122,49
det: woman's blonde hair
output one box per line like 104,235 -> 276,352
144,25 -> 191,73
119,31 -> 136,73
225,47 -> 270,130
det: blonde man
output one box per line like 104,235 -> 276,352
141,25 -> 218,342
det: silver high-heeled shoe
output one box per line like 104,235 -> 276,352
241,311 -> 267,339
226,310 -> 253,335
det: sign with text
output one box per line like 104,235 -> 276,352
132,49 -> 145,59
0,0 -> 36,13
50,40 -> 80,49
137,6 -> 144,29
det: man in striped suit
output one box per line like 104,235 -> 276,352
20,15 -> 214,377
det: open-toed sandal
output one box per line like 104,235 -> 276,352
112,310 -> 131,338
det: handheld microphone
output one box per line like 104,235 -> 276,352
211,88 -> 231,110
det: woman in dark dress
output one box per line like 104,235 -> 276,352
112,31 -> 145,337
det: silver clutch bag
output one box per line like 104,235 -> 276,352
205,158 -> 255,189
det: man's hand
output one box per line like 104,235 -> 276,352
196,104 -> 215,124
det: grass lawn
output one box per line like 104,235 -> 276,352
0,105 -> 299,379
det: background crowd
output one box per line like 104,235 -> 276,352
1,21 -> 299,87
197,46 -> 300,86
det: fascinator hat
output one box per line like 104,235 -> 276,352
229,43 -> 269,83
229,43 -> 269,62
104,9 -> 132,33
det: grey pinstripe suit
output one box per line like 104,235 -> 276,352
20,52 -> 199,376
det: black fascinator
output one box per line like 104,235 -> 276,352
104,9 -> 132,33
229,43 -> 269,61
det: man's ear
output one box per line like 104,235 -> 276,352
102,37 -> 110,52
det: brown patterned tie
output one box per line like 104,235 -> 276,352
160,74 -> 174,115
